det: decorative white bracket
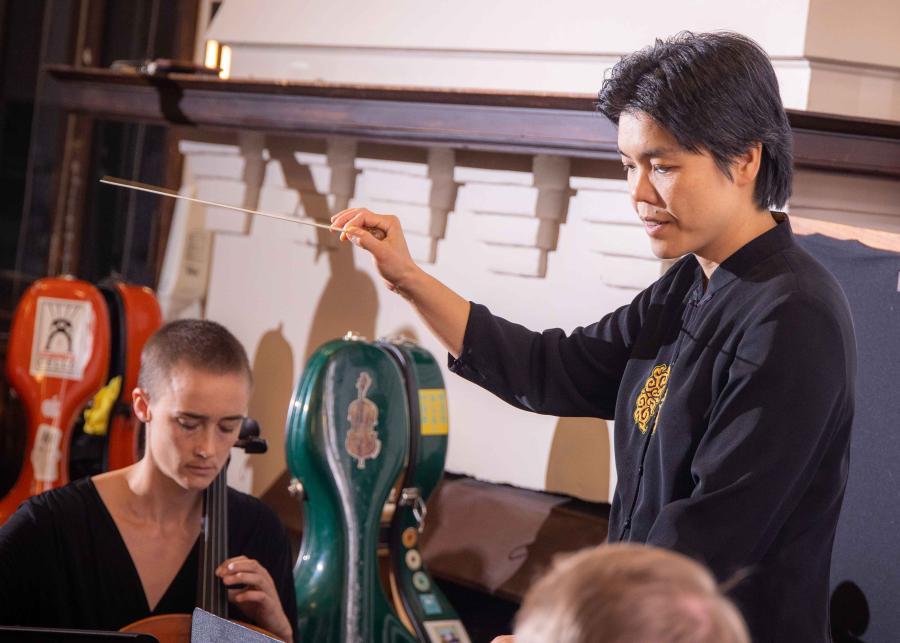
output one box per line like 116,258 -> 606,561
457,154 -> 573,278
350,148 -> 459,263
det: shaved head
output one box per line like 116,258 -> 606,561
137,319 -> 252,397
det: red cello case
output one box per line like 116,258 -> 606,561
99,281 -> 162,471
0,276 -> 110,523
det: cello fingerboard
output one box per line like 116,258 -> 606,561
198,470 -> 229,617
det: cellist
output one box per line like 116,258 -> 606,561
0,319 -> 296,642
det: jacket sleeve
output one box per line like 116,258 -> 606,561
448,289 -> 651,419
645,292 -> 854,577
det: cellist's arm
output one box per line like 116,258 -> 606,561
331,208 -> 470,358
216,556 -> 293,642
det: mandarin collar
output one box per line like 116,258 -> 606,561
690,212 -> 794,302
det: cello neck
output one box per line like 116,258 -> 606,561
196,420 -> 267,618
198,469 -> 228,617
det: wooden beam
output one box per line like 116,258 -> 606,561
42,67 -> 618,160
42,66 -> 900,179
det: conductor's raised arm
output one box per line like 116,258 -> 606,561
332,207 -> 470,358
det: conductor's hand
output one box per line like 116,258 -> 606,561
332,205 -> 470,357
216,555 -> 293,642
331,208 -> 421,297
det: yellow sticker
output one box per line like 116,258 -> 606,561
83,375 -> 122,436
418,388 -> 449,436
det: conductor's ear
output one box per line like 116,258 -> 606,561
133,387 -> 152,423
733,142 -> 763,188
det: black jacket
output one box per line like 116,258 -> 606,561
450,217 -> 856,642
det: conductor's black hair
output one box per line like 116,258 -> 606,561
597,31 -> 793,210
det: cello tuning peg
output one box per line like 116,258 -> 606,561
243,437 -> 268,454
239,417 -> 261,439
236,418 -> 267,454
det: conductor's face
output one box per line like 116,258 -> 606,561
134,363 -> 250,490
618,110 -> 756,264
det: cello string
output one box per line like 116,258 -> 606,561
218,469 -> 227,615
201,481 -> 211,612
215,471 -> 222,614
199,484 -> 206,610
213,469 -> 222,615
222,470 -> 228,615
213,473 -> 220,614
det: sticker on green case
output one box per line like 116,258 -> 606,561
419,388 -> 448,436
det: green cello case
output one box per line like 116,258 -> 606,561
287,334 -> 416,643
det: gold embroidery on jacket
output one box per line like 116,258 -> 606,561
633,364 -> 670,434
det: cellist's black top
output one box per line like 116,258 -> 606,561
0,477 -> 297,639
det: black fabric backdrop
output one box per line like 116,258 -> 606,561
797,233 -> 900,643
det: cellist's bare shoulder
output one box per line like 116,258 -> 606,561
91,466 -> 130,510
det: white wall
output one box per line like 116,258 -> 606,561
206,0 -> 810,56
203,0 -> 900,120
805,0 -> 900,68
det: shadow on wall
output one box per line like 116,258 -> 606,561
257,148 -> 380,531
545,416 -> 611,503
248,324 -> 295,499
269,141 -> 380,355
303,237 -> 378,355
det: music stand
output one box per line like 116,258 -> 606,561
190,608 -> 281,642
0,625 -> 158,642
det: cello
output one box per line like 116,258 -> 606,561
120,418 -> 283,642
0,276 -> 110,523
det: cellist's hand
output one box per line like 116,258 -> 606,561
217,555 -> 293,642
331,207 -> 423,298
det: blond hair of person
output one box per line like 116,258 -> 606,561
514,543 -> 749,643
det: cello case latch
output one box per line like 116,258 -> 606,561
399,487 -> 427,533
